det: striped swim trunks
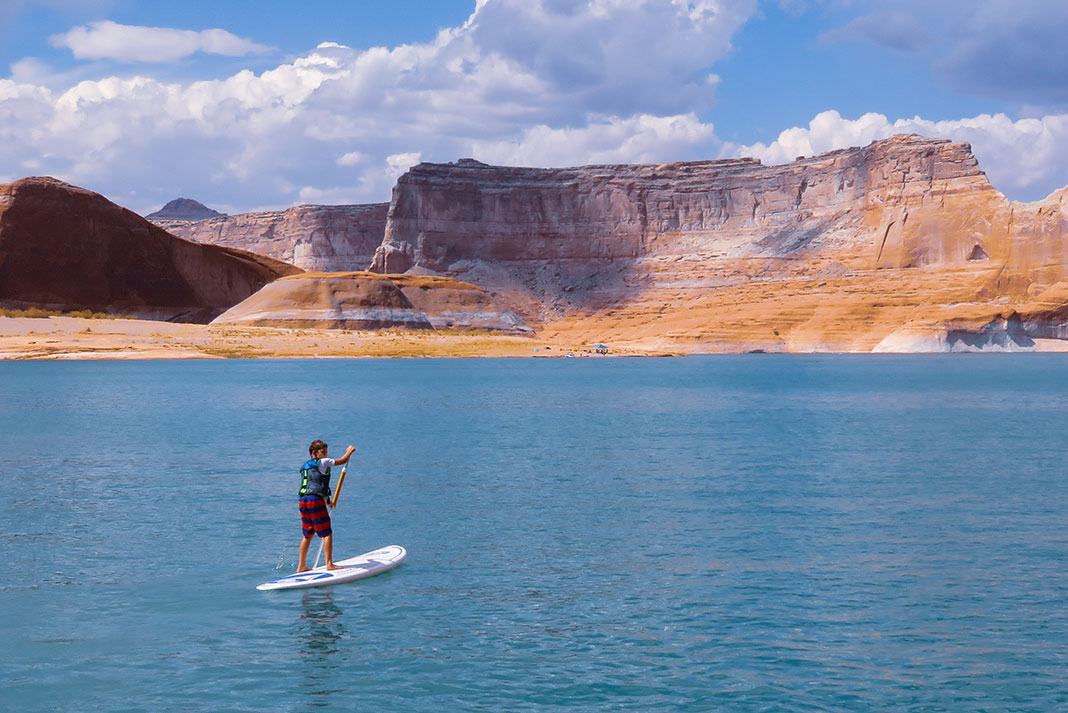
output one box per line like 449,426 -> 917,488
299,495 -> 332,538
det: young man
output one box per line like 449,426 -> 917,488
297,440 -> 356,572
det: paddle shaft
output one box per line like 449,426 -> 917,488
331,464 -> 347,508
313,462 -> 347,569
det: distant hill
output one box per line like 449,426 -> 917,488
146,198 -> 225,221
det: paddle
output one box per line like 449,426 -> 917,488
312,460 -> 348,570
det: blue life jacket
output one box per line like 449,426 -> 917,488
299,458 -> 332,499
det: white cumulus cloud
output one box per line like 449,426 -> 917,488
11,0 -> 1068,219
735,109 -> 1068,201
50,20 -> 275,63
472,113 -> 717,167
3,0 -> 757,211
30,1 -> 1068,210
386,152 -> 423,178
336,151 -> 367,166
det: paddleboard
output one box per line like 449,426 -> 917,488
257,545 -> 406,591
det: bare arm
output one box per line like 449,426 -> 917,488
333,445 -> 356,466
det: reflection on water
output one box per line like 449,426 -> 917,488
297,590 -> 347,706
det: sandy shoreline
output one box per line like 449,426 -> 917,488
8,316 -> 1068,359
0,316 -> 667,359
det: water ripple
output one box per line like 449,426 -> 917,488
2,356 -> 1068,711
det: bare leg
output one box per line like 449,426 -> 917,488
297,535 -> 312,572
323,534 -> 342,570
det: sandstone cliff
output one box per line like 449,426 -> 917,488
157,203 -> 388,272
212,271 -> 530,333
0,177 -> 300,322
370,136 -> 1068,351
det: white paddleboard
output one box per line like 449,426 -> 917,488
257,545 -> 406,591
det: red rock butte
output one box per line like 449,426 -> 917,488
0,177 -> 299,322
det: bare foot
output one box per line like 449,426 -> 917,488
296,566 -> 308,573
326,563 -> 343,571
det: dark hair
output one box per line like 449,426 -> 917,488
309,440 -> 327,455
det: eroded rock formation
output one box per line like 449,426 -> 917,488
10,134 -> 1068,352
212,271 -> 530,333
157,203 -> 388,272
370,136 -> 1068,351
0,177 -> 300,322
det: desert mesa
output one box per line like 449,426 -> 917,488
4,133 -> 1068,356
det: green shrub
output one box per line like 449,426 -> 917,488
0,307 -> 136,320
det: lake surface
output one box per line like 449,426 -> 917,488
2,356 -> 1067,712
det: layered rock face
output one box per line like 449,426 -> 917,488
373,143 -> 990,273
158,203 -> 388,272
0,177 -> 300,322
12,135 -> 1068,352
371,136 -> 1068,351
212,272 -> 530,333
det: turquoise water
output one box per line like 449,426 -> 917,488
2,356 -> 1068,712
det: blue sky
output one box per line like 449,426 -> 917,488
2,0 -> 1066,213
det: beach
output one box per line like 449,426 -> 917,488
0,316 -> 664,359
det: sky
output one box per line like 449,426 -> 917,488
2,0 -> 1068,214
